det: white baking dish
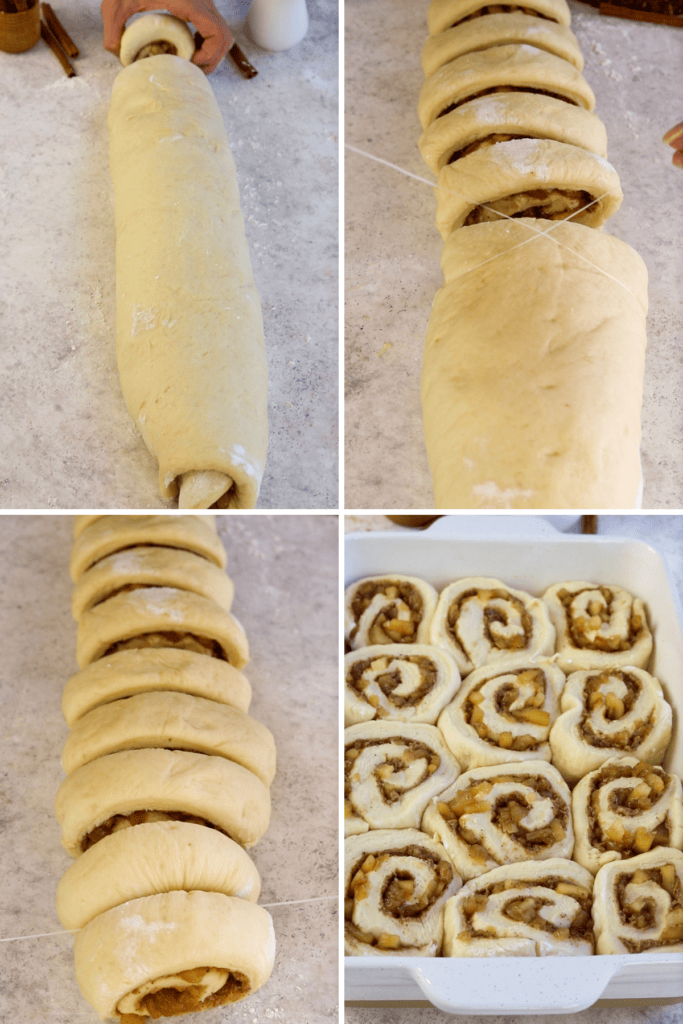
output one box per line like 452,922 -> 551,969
344,515 -> 683,1014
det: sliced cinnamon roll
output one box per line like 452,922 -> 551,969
76,587 -> 249,670
54,747 -> 271,854
56,820 -> 261,930
345,575 -> 438,649
72,514 -> 217,540
593,848 -> 683,953
60,691 -> 276,786
572,757 -> 683,875
418,45 -> 595,132
549,667 -> 672,785
344,644 -> 461,726
422,761 -> 573,880
419,92 -> 607,175
73,891 -> 275,1019
345,829 -> 462,956
430,577 -> 555,675
344,721 -> 460,835
437,660 -> 564,770
443,858 -> 595,955
427,0 -> 571,35
61,648 -> 252,726
543,581 -> 653,674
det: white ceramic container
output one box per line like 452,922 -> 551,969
344,515 -> 683,1013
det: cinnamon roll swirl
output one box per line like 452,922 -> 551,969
593,848 -> 683,954
344,722 -> 460,835
422,761 -> 573,880
344,645 -> 461,726
438,660 -> 564,770
427,0 -> 571,35
430,578 -> 555,676
572,757 -> 683,874
345,575 -> 438,650
543,582 -> 653,674
549,667 -> 673,785
443,858 -> 595,956
345,829 -> 462,956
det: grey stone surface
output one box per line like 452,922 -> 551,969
0,0 -> 338,510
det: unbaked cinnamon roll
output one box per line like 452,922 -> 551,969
443,858 -> 595,955
344,721 -> 460,835
593,848 -> 683,953
422,761 -> 573,880
427,0 -> 571,34
549,667 -> 673,785
344,644 -> 461,726
345,575 -> 438,649
572,757 -> 683,874
543,581 -> 653,674
438,660 -> 564,770
430,578 -> 555,675
345,829 -> 462,956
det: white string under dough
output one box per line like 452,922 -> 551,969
346,142 -> 637,299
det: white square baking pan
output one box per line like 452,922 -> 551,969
344,515 -> 683,1014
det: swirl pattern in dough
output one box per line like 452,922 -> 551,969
344,644 -> 460,726
345,829 -> 462,956
593,848 -> 683,954
344,722 -> 460,835
572,757 -> 683,874
443,858 -> 595,956
549,667 -> 672,785
427,0 -> 571,35
430,577 -> 555,676
345,575 -> 438,649
543,581 -> 653,674
422,760 -> 573,880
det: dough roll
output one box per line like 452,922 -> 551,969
61,690 -> 276,785
344,575 -> 438,649
427,0 -> 571,35
344,644 -> 461,726
421,219 -> 648,508
109,55 -> 268,510
73,890 -> 275,1019
62,648 -> 252,726
56,819 -> 260,930
592,849 -> 683,954
73,513 -> 216,540
54,747 -> 271,854
345,829 -> 462,956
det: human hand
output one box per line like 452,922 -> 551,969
101,0 -> 233,74
663,121 -> 683,170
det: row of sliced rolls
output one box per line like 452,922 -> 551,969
56,514 -> 277,1022
345,575 -> 654,675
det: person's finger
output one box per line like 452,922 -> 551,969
192,24 -> 232,73
101,0 -> 151,54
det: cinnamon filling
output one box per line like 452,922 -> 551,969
345,738 -> 441,807
452,5 -> 556,25
616,865 -> 683,952
448,132 -> 535,163
464,668 -> 549,750
347,654 -> 438,711
447,588 -> 533,656
103,632 -> 225,660
350,580 -> 424,645
580,671 -> 654,750
458,874 -> 593,945
437,85 -> 578,120
463,188 -> 593,224
557,586 -> 646,651
118,967 -> 250,1020
81,810 -> 229,852
134,39 -> 178,61
588,761 -> 671,855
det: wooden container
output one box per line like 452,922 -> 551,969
0,0 -> 40,53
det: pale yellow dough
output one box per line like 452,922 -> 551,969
427,0 -> 571,34
72,514 -> 216,540
119,13 -> 195,66
109,56 -> 268,509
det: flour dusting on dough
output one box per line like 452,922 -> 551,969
472,482 -> 534,508
131,304 -> 158,336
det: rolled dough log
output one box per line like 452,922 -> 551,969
421,219 -> 648,508
119,13 -> 195,66
427,0 -> 571,34
108,55 -> 269,509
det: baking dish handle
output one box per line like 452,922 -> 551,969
423,515 -> 567,540
409,957 -> 620,1015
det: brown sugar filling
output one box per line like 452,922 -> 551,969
579,671 -> 653,750
448,132 -> 535,163
587,761 -> 671,856
452,5 -> 556,25
103,632 -> 225,660
345,738 -> 441,810
348,654 -> 438,712
81,810 -> 230,853
134,39 -> 178,61
464,667 -> 550,750
616,865 -> 683,952
350,580 -> 424,645
437,85 -> 579,120
345,844 -> 453,949
447,588 -> 533,659
463,188 -> 593,224
118,968 -> 250,1021
557,586 -> 646,652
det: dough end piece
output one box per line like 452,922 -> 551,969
179,470 -> 235,510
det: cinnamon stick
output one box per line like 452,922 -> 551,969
41,2 -> 78,56
581,515 -> 598,535
14,0 -> 29,10
40,18 -> 75,75
229,40 -> 258,78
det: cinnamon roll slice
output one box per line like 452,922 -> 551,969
427,0 -> 571,36
549,667 -> 673,785
73,891 -> 275,1019
344,722 -> 460,835
572,757 -> 683,875
443,858 -> 595,956
345,575 -> 438,650
345,829 -> 462,956
422,761 -> 573,880
543,582 -> 653,674
430,577 -> 555,675
437,660 -> 564,770
72,514 -> 217,540
344,645 -> 461,726
593,848 -> 683,954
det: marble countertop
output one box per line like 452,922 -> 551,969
0,514 -> 338,1023
0,0 -> 338,510
345,0 -> 683,510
